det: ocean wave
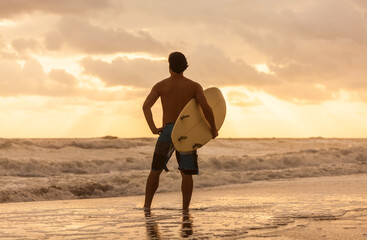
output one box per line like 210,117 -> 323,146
1,160 -> 367,204
200,146 -> 367,171
0,138 -> 154,150
1,144 -> 366,177
1,138 -> 367,203
0,139 -> 12,149
0,157 -> 151,177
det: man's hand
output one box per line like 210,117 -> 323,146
152,127 -> 164,135
211,128 -> 218,139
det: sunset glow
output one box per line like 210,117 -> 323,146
1,0 -> 367,138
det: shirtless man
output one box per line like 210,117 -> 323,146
143,52 -> 218,210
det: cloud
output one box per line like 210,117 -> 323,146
98,0 -> 366,103
0,58 -> 145,101
2,0 -> 367,104
226,91 -> 262,107
44,31 -> 63,51
188,45 -> 279,87
45,17 -> 168,54
218,0 -> 367,103
0,35 -> 4,48
0,34 -> 16,58
80,57 -> 168,88
0,0 -> 113,19
235,0 -> 367,43
265,83 -> 333,104
79,46 -> 278,89
0,58 -> 45,96
49,69 -> 78,86
238,1 -> 366,64
77,46 -> 334,104
11,38 -> 42,54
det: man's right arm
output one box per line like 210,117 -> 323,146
142,84 -> 162,134
194,84 -> 218,139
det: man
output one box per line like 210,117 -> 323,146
143,52 -> 218,210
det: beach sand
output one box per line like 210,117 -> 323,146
0,174 -> 366,239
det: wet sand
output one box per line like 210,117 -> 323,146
0,174 -> 366,239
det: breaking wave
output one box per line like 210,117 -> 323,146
0,138 -> 366,203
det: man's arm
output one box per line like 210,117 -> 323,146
142,84 -> 162,134
195,84 -> 218,138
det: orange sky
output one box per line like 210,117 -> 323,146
1,0 -> 367,138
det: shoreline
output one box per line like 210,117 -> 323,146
1,172 -> 367,204
0,174 -> 366,239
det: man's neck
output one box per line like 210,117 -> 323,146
170,72 -> 184,78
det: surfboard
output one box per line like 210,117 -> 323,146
171,87 -> 226,152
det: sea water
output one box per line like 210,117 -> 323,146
0,138 -> 367,203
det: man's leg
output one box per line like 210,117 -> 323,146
181,171 -> 193,210
144,169 -> 163,209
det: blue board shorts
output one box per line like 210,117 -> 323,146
152,123 -> 199,175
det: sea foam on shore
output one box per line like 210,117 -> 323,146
0,137 -> 367,203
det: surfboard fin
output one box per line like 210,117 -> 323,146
178,136 -> 188,141
180,115 -> 190,120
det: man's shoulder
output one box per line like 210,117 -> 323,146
154,77 -> 201,92
184,77 -> 201,88
153,77 -> 170,88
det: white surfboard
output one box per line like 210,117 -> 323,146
171,87 -> 226,152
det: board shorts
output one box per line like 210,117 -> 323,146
151,123 -> 199,175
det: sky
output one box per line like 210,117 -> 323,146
1,0 -> 367,138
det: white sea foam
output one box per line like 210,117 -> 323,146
0,137 -> 367,203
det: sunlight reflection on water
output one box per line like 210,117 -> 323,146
0,175 -> 366,239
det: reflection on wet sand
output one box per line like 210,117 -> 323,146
0,175 -> 365,239
144,209 -> 194,239
144,209 -> 162,239
181,210 -> 193,238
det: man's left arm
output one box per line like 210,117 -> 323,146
142,85 -> 162,134
194,84 -> 218,139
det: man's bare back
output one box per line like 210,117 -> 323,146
156,76 -> 199,125
143,72 -> 217,137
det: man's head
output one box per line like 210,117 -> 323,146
168,52 -> 188,74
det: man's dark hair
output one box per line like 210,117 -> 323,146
168,52 -> 188,73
